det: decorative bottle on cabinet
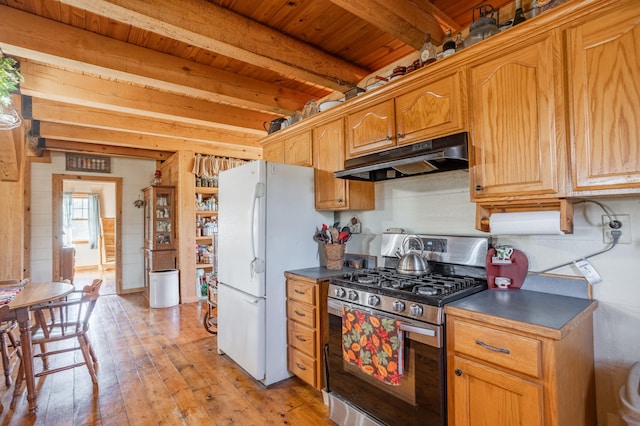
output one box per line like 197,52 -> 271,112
442,29 -> 456,57
513,0 -> 527,25
419,34 -> 437,66
455,33 -> 465,52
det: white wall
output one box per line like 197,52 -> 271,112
337,170 -> 640,426
30,152 -> 157,291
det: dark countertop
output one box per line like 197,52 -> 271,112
285,266 -> 360,281
445,289 -> 598,339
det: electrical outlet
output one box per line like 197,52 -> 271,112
602,214 -> 631,244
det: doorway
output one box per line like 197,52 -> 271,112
52,174 -> 123,295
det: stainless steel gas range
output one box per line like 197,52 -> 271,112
326,233 -> 491,426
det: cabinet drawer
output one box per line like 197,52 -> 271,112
288,347 -> 316,387
287,320 -> 315,357
287,280 -> 315,305
287,299 -> 315,328
452,319 -> 542,378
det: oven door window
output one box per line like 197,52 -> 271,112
327,307 -> 446,426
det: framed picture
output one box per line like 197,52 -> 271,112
66,154 -> 111,173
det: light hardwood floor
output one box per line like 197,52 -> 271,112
0,293 -> 334,425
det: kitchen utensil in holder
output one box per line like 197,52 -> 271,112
325,243 -> 346,270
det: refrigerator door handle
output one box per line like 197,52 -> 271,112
250,182 -> 266,277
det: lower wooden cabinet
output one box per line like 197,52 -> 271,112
446,311 -> 597,426
284,272 -> 328,390
143,249 -> 176,300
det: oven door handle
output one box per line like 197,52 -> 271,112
400,323 -> 436,337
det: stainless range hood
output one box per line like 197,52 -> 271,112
334,132 -> 468,182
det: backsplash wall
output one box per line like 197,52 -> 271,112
337,170 -> 640,426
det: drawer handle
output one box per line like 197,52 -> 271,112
294,289 -> 306,295
296,335 -> 307,342
476,340 -> 510,354
296,362 -> 307,371
294,310 -> 306,317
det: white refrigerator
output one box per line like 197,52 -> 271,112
217,160 -> 332,386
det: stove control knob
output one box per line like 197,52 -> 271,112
334,287 -> 346,298
347,290 -> 358,301
392,300 -> 406,312
409,304 -> 424,317
367,295 -> 380,306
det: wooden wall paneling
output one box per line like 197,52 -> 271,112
159,150 -> 198,303
0,124 -> 26,280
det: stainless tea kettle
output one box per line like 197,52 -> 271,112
263,118 -> 287,134
396,235 -> 430,276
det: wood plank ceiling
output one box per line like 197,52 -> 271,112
0,0 -> 512,160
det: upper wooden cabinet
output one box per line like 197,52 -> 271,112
395,70 -> 467,146
345,99 -> 396,158
262,129 -> 313,166
346,71 -> 467,159
468,31 -> 568,202
284,130 -> 313,166
313,118 -> 374,211
263,140 -> 284,163
565,0 -> 640,195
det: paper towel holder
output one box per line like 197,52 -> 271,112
476,199 -> 573,234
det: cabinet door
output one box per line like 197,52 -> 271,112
151,250 -> 176,271
263,140 -> 284,163
566,2 -> 640,193
314,119 -> 348,210
450,356 -> 543,426
152,187 -> 176,250
395,70 -> 467,146
313,119 -> 375,211
469,32 -> 567,201
346,99 -> 395,158
284,130 -> 313,166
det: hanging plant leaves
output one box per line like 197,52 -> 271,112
0,56 -> 24,106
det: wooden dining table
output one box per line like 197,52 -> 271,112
8,281 -> 74,415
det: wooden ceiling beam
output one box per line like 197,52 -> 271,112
43,139 -> 174,161
29,98 -> 261,147
58,0 -> 369,91
328,0 -> 446,49
0,5 -> 308,116
418,1 -> 462,33
38,122 -> 262,160
19,61 -> 275,133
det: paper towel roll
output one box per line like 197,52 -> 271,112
489,211 -> 564,235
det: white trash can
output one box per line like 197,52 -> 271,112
149,269 -> 179,308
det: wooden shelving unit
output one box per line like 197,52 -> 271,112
195,186 -> 218,299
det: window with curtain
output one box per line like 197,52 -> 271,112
66,193 -> 101,249
87,194 -> 101,249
